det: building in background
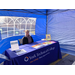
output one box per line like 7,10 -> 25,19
0,16 -> 36,39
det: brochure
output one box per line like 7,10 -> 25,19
49,41 -> 56,43
32,44 -> 44,49
32,41 -> 56,49
42,42 -> 52,45
10,40 -> 19,51
42,42 -> 48,46
42,41 -> 56,45
16,49 -> 27,55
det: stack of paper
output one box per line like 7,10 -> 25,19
32,41 -> 56,49
32,44 -> 44,49
42,42 -> 48,46
16,49 -> 27,55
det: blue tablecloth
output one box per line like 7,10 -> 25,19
4,40 -> 62,65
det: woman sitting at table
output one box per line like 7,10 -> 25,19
22,30 -> 34,45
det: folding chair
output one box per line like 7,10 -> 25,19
18,39 -> 23,45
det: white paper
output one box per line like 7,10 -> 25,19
10,40 -> 19,51
41,39 -> 46,41
16,49 -> 27,55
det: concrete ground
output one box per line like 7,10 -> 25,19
50,52 -> 75,65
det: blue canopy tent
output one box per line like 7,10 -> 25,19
47,9 -> 75,55
0,9 -> 75,55
0,9 -> 47,54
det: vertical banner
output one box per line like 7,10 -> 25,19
0,31 -> 2,41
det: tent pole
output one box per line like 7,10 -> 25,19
0,31 -> 2,41
46,10 -> 48,34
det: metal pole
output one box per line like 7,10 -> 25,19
0,30 -> 2,41
46,10 -> 48,34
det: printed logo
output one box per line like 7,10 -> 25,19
24,56 -> 29,62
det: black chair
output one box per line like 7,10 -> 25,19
18,39 -> 23,45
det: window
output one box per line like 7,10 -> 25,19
0,16 -> 36,39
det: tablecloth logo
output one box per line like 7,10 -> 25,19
24,56 -> 29,62
24,47 -> 55,62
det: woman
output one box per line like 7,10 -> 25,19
22,30 -> 34,45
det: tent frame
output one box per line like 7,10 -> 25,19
0,9 -> 72,35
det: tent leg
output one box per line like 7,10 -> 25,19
46,10 -> 48,34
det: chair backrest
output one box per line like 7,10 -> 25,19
18,39 -> 23,45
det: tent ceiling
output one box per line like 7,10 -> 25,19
0,9 -> 75,16
0,9 -> 47,15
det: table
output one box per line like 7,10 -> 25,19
4,40 -> 62,65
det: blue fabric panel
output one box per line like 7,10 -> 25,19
0,9 -> 47,15
35,18 -> 46,35
32,35 -> 46,42
36,35 -> 46,40
0,11 -> 46,19
31,35 -> 41,42
0,31 -> 2,41
47,10 -> 75,51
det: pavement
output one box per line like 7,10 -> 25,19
50,52 -> 75,65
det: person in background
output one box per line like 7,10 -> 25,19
22,30 -> 34,45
